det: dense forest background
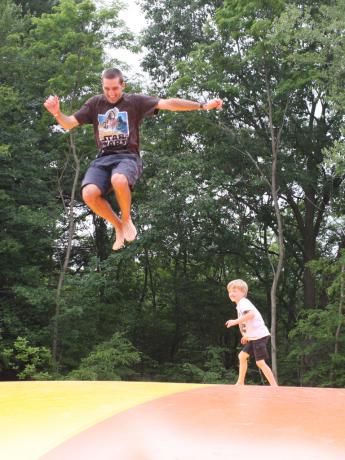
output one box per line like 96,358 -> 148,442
0,0 -> 344,387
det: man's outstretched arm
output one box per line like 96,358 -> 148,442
44,95 -> 79,130
156,97 -> 223,111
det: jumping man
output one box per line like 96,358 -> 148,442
44,68 -> 223,250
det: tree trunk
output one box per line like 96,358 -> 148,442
147,250 -> 157,312
138,248 -> 149,312
302,187 -> 317,308
170,256 -> 182,360
53,131 -> 80,366
266,70 -> 286,383
302,247 -> 316,309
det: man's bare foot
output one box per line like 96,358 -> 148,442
112,226 -> 125,251
235,382 -> 244,386
122,219 -> 137,242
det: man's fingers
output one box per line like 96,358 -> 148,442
46,95 -> 58,103
44,95 -> 58,108
43,95 -> 59,116
216,99 -> 223,109
210,98 -> 223,110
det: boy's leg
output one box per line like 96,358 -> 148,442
255,360 -> 278,386
237,351 -> 250,385
111,173 -> 137,242
252,336 -> 278,386
82,184 -> 124,250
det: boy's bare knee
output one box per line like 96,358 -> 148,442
111,173 -> 128,189
82,184 -> 102,204
255,359 -> 266,369
238,351 -> 249,362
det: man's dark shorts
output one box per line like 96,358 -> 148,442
81,152 -> 143,196
242,335 -> 270,362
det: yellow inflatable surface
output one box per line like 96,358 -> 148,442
1,381 -> 203,460
1,381 -> 345,460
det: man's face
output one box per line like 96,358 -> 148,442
102,77 -> 125,103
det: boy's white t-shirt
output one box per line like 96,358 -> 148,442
236,297 -> 270,340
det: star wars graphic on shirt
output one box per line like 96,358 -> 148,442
98,107 -> 129,150
73,93 -> 160,155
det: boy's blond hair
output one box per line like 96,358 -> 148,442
227,279 -> 248,296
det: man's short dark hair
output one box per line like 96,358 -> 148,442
101,68 -> 124,83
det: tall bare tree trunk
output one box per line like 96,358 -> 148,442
219,68 -> 288,382
266,71 -> 286,382
269,147 -> 285,381
53,131 -> 80,366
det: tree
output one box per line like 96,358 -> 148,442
13,0 -> 58,16
140,0 -> 223,88
288,251 -> 345,387
2,336 -> 53,380
24,0 -> 133,366
0,0 -> 133,378
0,0 -> 60,374
139,0 -> 345,383
67,332 -> 141,380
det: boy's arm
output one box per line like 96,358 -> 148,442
225,311 -> 255,328
156,98 -> 222,111
44,95 -> 79,130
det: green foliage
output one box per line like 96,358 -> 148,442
151,346 -> 237,384
14,0 -> 58,16
202,346 -> 237,384
2,336 -> 53,380
287,253 -> 345,387
287,306 -> 345,387
67,332 -> 141,380
324,137 -> 345,177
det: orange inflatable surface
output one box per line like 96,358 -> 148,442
1,381 -> 345,460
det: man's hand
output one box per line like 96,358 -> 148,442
44,95 -> 60,117
241,336 -> 249,344
225,319 -> 238,328
43,96 -> 79,130
203,98 -> 223,110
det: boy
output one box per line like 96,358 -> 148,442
225,279 -> 278,386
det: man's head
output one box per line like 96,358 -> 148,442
101,68 -> 125,103
227,279 -> 248,303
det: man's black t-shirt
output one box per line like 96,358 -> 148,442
74,93 -> 159,156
